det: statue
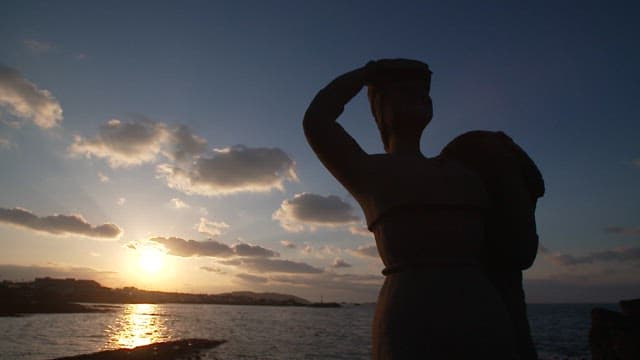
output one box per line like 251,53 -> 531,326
304,59 -> 543,359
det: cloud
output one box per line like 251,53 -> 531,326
97,172 -> 110,183
331,258 -> 352,268
543,246 -> 640,266
69,119 -> 207,168
116,197 -> 126,206
349,226 -> 372,237
236,273 -> 268,283
273,193 -> 360,232
280,240 -> 297,249
233,243 -> 278,258
149,237 -> 278,258
0,65 -> 63,128
197,217 -> 229,237
69,119 -> 169,167
170,198 -> 190,209
633,158 -> 640,167
350,244 -> 379,258
604,226 -> 640,236
23,39 -> 54,52
0,207 -> 122,239
238,258 -> 323,274
200,266 -> 225,274
157,145 -> 296,196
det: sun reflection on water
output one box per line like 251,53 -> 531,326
105,304 -> 171,349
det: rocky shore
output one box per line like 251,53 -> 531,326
590,298 -> 640,360
52,338 -> 225,360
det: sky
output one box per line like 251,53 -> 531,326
0,1 -> 638,303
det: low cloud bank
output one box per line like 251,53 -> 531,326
0,207 -> 121,239
149,237 -> 278,258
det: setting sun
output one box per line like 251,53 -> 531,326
138,247 -> 165,273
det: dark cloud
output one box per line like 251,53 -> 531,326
604,226 -> 640,236
350,244 -> 379,258
157,145 -> 296,196
0,207 -> 121,239
0,65 -> 63,128
236,273 -> 268,284
543,246 -> 640,266
331,258 -> 352,268
200,266 -> 225,274
149,237 -> 278,258
273,193 -> 360,232
69,119 -> 206,168
69,119 -> 168,167
280,240 -> 297,249
239,258 -> 323,274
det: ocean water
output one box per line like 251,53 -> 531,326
0,303 -> 618,359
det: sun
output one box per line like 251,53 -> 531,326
138,247 -> 165,273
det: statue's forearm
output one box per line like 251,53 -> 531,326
303,67 -> 367,128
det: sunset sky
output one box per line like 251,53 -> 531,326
1,1 -> 638,302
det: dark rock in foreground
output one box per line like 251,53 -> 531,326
590,298 -> 640,360
52,338 -> 226,360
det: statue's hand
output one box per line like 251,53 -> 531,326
364,59 -> 431,86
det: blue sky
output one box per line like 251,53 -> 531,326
0,1 -> 638,302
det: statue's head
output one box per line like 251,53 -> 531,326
366,59 -> 432,152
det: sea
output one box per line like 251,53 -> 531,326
0,303 -> 618,359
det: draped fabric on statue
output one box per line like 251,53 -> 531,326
441,130 -> 545,360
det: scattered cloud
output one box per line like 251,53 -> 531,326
350,244 -> 379,258
632,158 -> 640,167
69,119 -> 169,167
157,145 -> 296,196
0,65 -> 63,128
23,39 -> 54,53
197,217 -> 229,237
149,237 -> 278,258
604,226 -> 640,236
236,273 -> 268,283
280,240 -> 297,249
116,197 -> 126,206
97,172 -> 110,183
349,226 -> 372,237
200,266 -> 225,274
273,193 -> 360,232
331,258 -> 352,268
69,119 -> 207,168
170,198 -> 190,209
237,258 -> 323,274
0,207 -> 122,239
542,246 -> 640,266
75,53 -> 87,61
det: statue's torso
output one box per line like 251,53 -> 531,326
347,154 -> 490,268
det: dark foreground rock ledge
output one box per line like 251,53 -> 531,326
590,298 -> 640,360
52,338 -> 226,360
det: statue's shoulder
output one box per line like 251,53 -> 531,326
440,130 -> 544,200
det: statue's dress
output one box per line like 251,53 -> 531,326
304,116 -> 518,358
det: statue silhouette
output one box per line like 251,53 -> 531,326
304,59 -> 542,359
